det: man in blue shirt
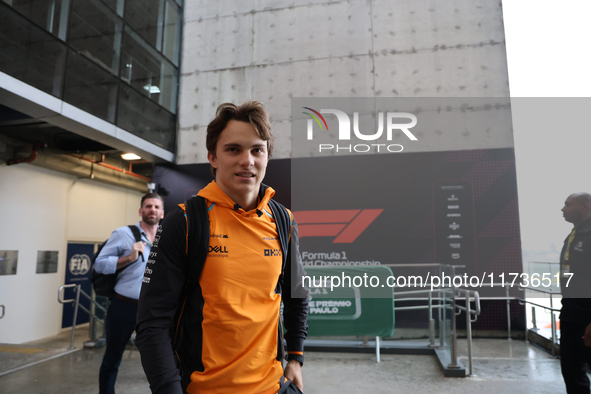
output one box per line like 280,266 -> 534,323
95,192 -> 164,394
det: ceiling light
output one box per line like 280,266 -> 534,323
121,153 -> 141,160
143,85 -> 161,94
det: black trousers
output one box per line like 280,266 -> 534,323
561,321 -> 591,394
99,297 -> 138,394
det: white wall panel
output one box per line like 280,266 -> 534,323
0,165 -> 70,344
0,164 -> 142,343
66,179 -> 142,242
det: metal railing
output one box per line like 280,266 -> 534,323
522,261 -> 562,355
467,282 -> 524,340
392,288 -> 450,347
379,264 -> 481,376
519,285 -> 561,355
395,282 -> 564,363
321,261 -> 561,374
52,263 -> 555,373
58,284 -> 108,349
453,288 -> 480,376
389,275 -> 566,376
393,285 -> 481,376
436,283 -> 561,356
461,281 -> 561,356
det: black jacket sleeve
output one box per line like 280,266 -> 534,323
136,206 -> 187,394
282,220 -> 309,354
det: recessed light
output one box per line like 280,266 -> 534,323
121,153 -> 141,160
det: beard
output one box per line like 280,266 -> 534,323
142,215 -> 160,226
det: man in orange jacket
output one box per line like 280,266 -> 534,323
136,101 -> 309,394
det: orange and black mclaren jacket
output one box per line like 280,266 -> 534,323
136,182 -> 309,394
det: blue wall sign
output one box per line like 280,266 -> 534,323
62,243 -> 94,328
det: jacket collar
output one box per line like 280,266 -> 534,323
259,183 -> 270,200
576,217 -> 591,234
198,181 -> 275,213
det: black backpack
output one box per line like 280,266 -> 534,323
182,195 -> 292,296
91,225 -> 142,298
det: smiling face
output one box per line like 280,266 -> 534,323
207,120 -> 269,210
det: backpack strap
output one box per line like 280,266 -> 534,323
268,199 -> 293,363
173,197 -> 209,385
128,224 -> 143,261
268,199 -> 291,278
184,196 -> 210,282
128,224 -> 142,243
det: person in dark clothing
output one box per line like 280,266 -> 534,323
560,192 -> 591,394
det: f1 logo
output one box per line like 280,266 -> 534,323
293,209 -> 383,243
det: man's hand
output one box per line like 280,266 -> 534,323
130,241 -> 146,262
583,323 -> 591,347
284,360 -> 303,392
117,241 -> 146,269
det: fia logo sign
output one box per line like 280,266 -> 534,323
69,254 -> 91,275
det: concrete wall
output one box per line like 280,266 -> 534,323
0,164 -> 142,344
177,0 -> 510,164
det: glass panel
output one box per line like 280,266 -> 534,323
0,4 -> 67,97
2,0 -> 68,39
159,60 -> 178,113
63,49 -> 119,122
68,0 -> 122,75
124,0 -> 162,49
100,0 -> 115,12
162,0 -> 180,66
120,27 -> 178,113
100,0 -> 124,16
117,84 -> 175,152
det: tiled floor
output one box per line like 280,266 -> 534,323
0,329 -> 567,394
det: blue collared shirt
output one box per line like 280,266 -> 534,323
94,221 -> 152,300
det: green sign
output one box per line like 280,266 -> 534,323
304,266 -> 395,337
